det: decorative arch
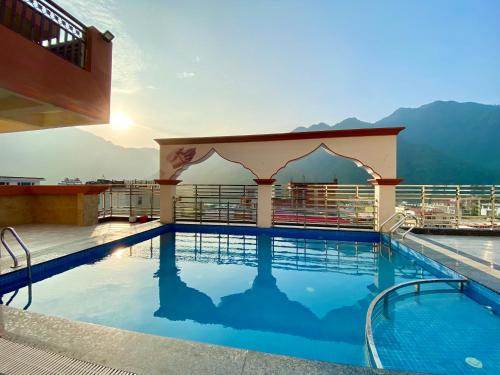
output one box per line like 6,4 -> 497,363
157,127 -> 402,182
155,127 -> 405,229
270,142 -> 382,180
171,148 -> 259,179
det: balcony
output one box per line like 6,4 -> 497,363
0,0 -> 112,132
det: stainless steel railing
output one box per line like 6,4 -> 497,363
365,278 -> 468,369
273,184 -> 376,229
1,227 -> 33,309
1,227 -> 32,281
97,183 -> 500,230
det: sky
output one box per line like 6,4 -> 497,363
56,0 -> 500,148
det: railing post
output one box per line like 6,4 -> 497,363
150,185 -> 154,219
337,203 -> 340,230
324,185 -> 328,226
194,184 -> 198,218
491,186 -> 496,229
218,185 -> 222,222
355,185 -> 360,226
102,189 -> 106,218
456,185 -> 461,229
227,201 -> 230,224
199,201 -> 203,224
421,186 -> 426,227
129,184 -> 133,218
243,185 -> 247,221
110,185 -> 113,218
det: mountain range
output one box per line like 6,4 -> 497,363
0,129 -> 158,184
0,101 -> 498,184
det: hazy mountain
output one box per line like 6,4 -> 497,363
1,101 -> 498,184
290,101 -> 500,184
375,101 -> 500,172
0,128 -> 158,184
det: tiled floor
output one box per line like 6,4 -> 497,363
3,222 -> 136,253
420,235 -> 500,267
0,221 -> 163,275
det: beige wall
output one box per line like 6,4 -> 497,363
0,194 -> 100,226
0,196 -> 32,226
159,135 -> 398,181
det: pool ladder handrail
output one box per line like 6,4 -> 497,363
365,277 -> 468,369
0,227 -> 33,310
388,212 -> 419,238
379,211 -> 405,230
1,227 -> 32,284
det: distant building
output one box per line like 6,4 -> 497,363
287,178 -> 339,208
86,179 -> 125,185
272,178 -> 339,209
0,176 -> 45,186
59,178 -> 83,185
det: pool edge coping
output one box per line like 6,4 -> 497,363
0,305 -> 417,375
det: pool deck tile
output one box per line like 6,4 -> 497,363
0,221 -> 164,276
0,305 -> 416,375
399,234 -> 500,293
420,234 -> 500,268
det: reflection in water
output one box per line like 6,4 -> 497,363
154,232 -> 400,344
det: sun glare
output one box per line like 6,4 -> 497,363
110,112 -> 133,130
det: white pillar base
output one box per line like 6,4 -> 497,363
255,180 -> 274,228
157,180 -> 181,224
370,179 -> 402,232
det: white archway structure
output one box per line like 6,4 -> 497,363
155,127 -> 404,230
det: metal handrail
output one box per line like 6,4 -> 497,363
1,227 -> 32,284
365,277 -> 468,369
379,212 -> 404,230
401,223 -> 416,239
389,213 -> 418,236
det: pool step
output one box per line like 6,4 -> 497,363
0,338 -> 136,375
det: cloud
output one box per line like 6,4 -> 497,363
177,72 -> 196,79
57,0 -> 144,94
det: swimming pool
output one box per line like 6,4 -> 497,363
0,225 -> 498,374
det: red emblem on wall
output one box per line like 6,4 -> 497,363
167,147 -> 196,168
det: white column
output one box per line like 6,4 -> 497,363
371,179 -> 401,231
255,179 -> 274,228
157,180 -> 180,224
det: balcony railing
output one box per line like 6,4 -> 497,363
273,184 -> 376,229
0,0 -> 87,67
397,185 -> 499,229
97,183 -> 500,230
175,184 -> 258,224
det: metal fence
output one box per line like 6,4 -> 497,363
1,0 -> 87,67
273,184 -> 376,229
174,184 -> 258,224
98,184 -> 160,219
98,183 -> 500,230
397,185 -> 499,229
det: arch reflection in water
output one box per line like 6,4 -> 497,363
152,231 -> 428,361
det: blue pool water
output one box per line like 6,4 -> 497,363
373,289 -> 500,374
0,226 -> 498,374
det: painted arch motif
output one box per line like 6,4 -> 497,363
160,140 -> 393,181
